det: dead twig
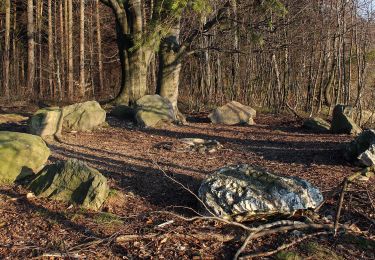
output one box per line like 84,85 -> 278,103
239,231 -> 332,259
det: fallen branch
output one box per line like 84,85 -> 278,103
239,231 -> 332,259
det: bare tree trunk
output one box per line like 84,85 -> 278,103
27,0 -> 35,98
111,1 -> 152,105
96,0 -> 104,93
3,0 -> 11,99
79,0 -> 86,97
67,0 -> 74,100
48,0 -> 54,98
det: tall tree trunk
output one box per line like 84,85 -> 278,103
67,0 -> 74,100
3,0 -> 11,99
79,0 -> 86,97
96,0 -> 104,93
48,0 -> 54,98
111,2 -> 152,106
27,0 -> 35,98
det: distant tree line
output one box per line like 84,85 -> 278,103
0,0 -> 374,116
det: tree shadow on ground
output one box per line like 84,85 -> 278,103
48,144 -> 202,210
0,188 -> 126,257
136,126 -> 349,167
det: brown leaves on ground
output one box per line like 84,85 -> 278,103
0,113 -> 374,259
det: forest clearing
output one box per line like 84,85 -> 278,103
1,0 -> 375,259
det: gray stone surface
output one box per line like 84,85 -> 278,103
135,95 -> 175,127
198,165 -> 323,221
209,101 -> 256,125
331,104 -> 362,135
29,159 -> 109,210
344,129 -> 375,167
63,101 -> 106,132
303,117 -> 331,133
29,107 -> 63,137
29,101 -> 106,137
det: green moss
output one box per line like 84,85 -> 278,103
0,131 -> 50,184
341,234 -> 375,251
275,251 -> 301,260
94,212 -> 123,225
305,242 -> 343,260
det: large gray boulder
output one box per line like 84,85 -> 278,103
63,101 -> 106,132
198,165 -> 323,222
29,159 -> 109,210
0,131 -> 50,184
135,95 -> 175,127
29,107 -> 63,137
344,129 -> 375,167
303,117 -> 331,133
29,101 -> 106,137
331,105 -> 361,135
209,101 -> 256,125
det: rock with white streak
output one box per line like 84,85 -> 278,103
198,164 -> 323,222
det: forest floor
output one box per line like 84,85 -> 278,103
0,112 -> 374,259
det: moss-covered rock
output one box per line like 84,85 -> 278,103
63,101 -> 106,132
209,101 -> 256,125
331,105 -> 362,135
29,159 -> 109,210
135,95 -> 175,127
0,131 -> 50,184
29,107 -> 63,137
28,101 -> 106,137
303,117 -> 331,133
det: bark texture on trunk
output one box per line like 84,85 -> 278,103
3,0 -> 11,99
157,22 -> 186,123
111,0 -> 152,106
27,0 -> 35,97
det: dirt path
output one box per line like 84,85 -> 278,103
1,113 -> 373,259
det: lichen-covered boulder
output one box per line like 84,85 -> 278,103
29,107 -> 63,137
303,117 -> 331,133
135,95 -> 175,127
198,165 -> 323,222
331,105 -> 361,135
63,101 -> 106,132
344,129 -> 375,167
0,131 -> 50,184
29,159 -> 109,210
209,101 -> 256,125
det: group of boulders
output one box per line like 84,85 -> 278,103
302,104 -> 375,169
0,131 -> 109,210
111,95 -> 257,127
1,98 -> 373,221
30,100 -> 107,138
0,101 -> 109,210
303,104 -> 362,135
